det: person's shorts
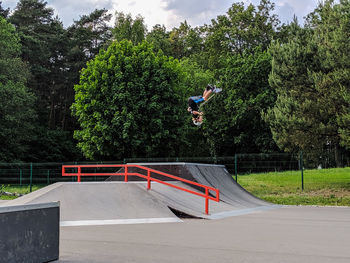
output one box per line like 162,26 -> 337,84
188,96 -> 204,111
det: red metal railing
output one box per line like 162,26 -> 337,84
62,164 -> 219,215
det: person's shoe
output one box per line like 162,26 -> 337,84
213,87 -> 222,93
207,84 -> 214,91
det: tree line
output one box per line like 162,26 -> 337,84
0,0 -> 349,167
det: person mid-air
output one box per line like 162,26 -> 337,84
187,84 -> 222,126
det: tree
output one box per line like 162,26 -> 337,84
9,0 -> 65,128
9,0 -> 84,162
202,0 -> 280,71
146,24 -> 171,56
308,0 -> 350,164
0,17 -> 37,161
179,58 -> 215,156
72,40 -> 187,160
65,8 -> 112,130
203,47 -> 277,156
67,8 -> 112,62
168,21 -> 203,59
265,23 -> 326,164
265,0 -> 350,167
112,12 -> 146,45
0,1 -> 9,18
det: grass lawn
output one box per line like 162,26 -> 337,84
0,185 -> 43,200
237,167 -> 350,206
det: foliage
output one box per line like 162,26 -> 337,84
168,21 -> 203,60
179,58 -> 215,156
202,0 -> 280,71
146,24 -> 172,56
9,0 -> 65,127
0,1 -> 9,18
27,128 -> 82,162
204,47 -> 277,155
68,8 -> 112,61
0,17 -> 37,162
0,0 -> 348,165
72,40 -> 187,159
307,0 -> 350,154
265,0 -> 350,166
65,8 -> 113,130
113,12 -> 146,45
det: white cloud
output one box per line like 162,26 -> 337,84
274,0 -> 319,23
1,0 -> 334,30
48,0 -> 113,23
2,0 -> 17,10
111,0 -> 171,30
162,0 -> 232,28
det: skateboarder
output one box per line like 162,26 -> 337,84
188,84 -> 221,126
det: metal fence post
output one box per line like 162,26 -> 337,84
234,154 -> 238,182
19,169 -> 22,186
300,152 -> 304,191
47,170 -> 50,185
30,163 -> 33,192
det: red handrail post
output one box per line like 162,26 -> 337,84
77,166 -> 81,182
205,188 -> 209,215
147,169 -> 151,190
124,165 -> 128,182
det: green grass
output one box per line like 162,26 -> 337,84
237,167 -> 350,206
0,185 -> 43,200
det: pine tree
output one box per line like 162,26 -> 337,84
0,1 -> 9,18
265,0 -> 350,166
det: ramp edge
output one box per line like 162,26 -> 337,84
61,217 -> 183,226
0,201 -> 60,213
128,162 -> 225,167
208,205 -> 283,219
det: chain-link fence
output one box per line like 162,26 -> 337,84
124,153 -> 302,175
0,161 -> 124,189
1,152 -> 346,192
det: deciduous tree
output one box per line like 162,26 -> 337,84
72,40 -> 186,159
113,12 -> 146,45
0,17 -> 36,161
204,48 -> 277,155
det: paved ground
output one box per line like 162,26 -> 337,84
56,205 -> 350,263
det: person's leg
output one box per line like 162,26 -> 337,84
203,88 -> 213,100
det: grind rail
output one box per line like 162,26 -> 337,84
62,164 -> 219,215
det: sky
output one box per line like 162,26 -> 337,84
2,0 -> 323,30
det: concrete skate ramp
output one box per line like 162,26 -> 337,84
1,182 -> 181,225
121,163 -> 272,211
185,164 -> 269,207
141,181 -> 266,219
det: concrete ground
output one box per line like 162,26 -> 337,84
56,205 -> 350,263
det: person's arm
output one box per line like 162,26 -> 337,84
192,111 -> 203,115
